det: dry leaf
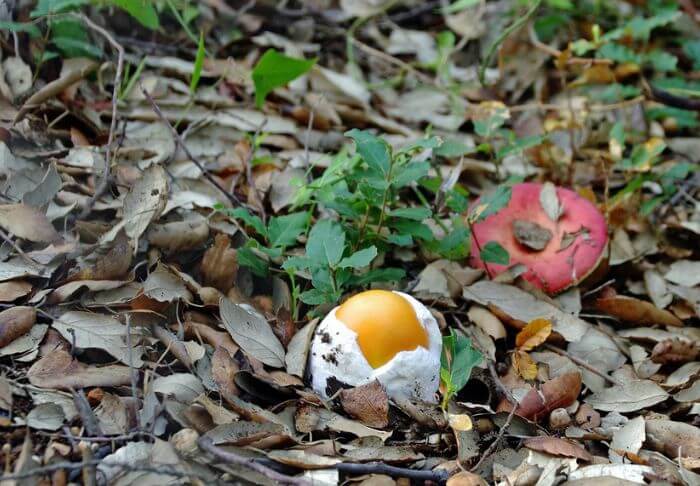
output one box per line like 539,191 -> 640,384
467,305 -> 506,340
147,214 -> 209,253
204,421 -> 287,446
339,380 -> 389,429
540,182 -> 563,222
295,404 -> 392,440
594,295 -> 683,327
448,414 -> 473,432
67,231 -> 132,281
123,164 -> 169,249
211,346 -> 239,397
516,318 -> 552,351
0,306 -> 36,348
0,280 -> 33,302
201,233 -> 238,292
651,338 -> 699,364
446,471 -> 487,486
499,372 -> 581,421
610,416 -> 645,462
513,350 -> 538,380
585,380 -> 669,412
0,203 -> 59,242
664,260 -> 700,287
645,419 -> 700,459
463,281 -> 589,342
27,349 -> 132,389
512,219 -> 553,250
523,436 -> 593,461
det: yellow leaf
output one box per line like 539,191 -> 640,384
515,318 -> 552,351
513,350 -> 538,380
448,413 -> 473,432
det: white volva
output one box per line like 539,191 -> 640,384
309,292 -> 442,403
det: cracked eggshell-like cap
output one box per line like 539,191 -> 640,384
469,182 -> 608,294
309,291 -> 442,403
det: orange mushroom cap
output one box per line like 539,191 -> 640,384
335,290 -> 429,368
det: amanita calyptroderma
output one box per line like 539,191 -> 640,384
469,182 -> 608,294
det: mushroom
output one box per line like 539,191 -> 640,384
469,182 -> 608,294
309,290 -> 442,403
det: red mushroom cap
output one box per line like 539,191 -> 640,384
469,182 -> 608,294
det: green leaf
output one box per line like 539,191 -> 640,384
229,208 -> 267,238
190,31 -> 206,94
496,135 -> 545,160
111,0 -> 160,29
597,43 -> 641,64
252,49 -> 316,108
480,241 -> 510,265
52,35 -> 102,58
440,330 -> 482,407
443,0 -> 479,14
386,233 -> 413,247
300,288 -> 333,305
435,138 -> 474,157
31,0 -> 88,17
391,161 -> 430,188
683,40 -> 700,70
473,106 -> 509,138
346,129 -> 392,176
281,255 -> 312,271
338,246 -> 377,269
388,207 -> 432,221
0,21 -> 41,37
390,219 -> 434,241
469,185 -> 512,222
237,247 -> 269,277
306,220 -> 346,267
349,268 -> 405,286
267,212 -> 309,248
610,121 -> 625,147
643,50 -> 677,71
430,224 -> 470,260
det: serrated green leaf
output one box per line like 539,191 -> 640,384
346,129 -> 392,176
300,288 -> 333,305
349,267 -> 405,286
338,246 -> 377,269
281,256 -> 312,271
252,49 -> 316,108
237,247 -> 268,277
190,31 -> 206,94
390,219 -> 434,241
111,0 -> 160,29
480,241 -> 510,265
229,208 -> 267,238
392,161 -> 430,188
0,21 -> 41,37
469,185 -> 512,223
388,207 -> 432,221
306,220 -> 345,267
268,212 -> 309,248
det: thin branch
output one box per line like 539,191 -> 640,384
198,436 -> 310,485
527,23 -> 613,67
140,86 -> 244,207
642,78 -> 700,111
0,228 -> 40,266
75,13 -> 124,220
543,344 -> 623,386
335,462 -> 448,483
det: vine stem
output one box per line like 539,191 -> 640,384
478,0 -> 544,86
467,220 -> 493,279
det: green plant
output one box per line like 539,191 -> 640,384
440,330 -> 483,409
252,49 -> 316,108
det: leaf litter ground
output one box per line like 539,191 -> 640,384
0,1 -> 699,485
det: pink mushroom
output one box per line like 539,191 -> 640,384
469,182 -> 608,294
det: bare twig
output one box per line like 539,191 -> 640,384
197,436 -> 310,486
335,462 -> 448,483
0,228 -> 39,266
544,344 -> 623,386
75,13 -> 124,220
527,23 -> 613,67
642,77 -> 700,111
140,86 -> 244,207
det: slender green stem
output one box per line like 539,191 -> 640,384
478,0 -> 543,86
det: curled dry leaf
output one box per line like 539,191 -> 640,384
0,306 -> 36,348
204,421 -> 288,447
211,346 -> 240,397
67,231 -> 132,281
516,318 -> 552,351
498,372 -> 582,421
650,338 -> 699,364
523,436 -> 593,461
594,295 -> 683,327
0,203 -> 59,243
200,233 -> 238,292
295,403 -> 392,441
0,280 -> 33,302
513,350 -> 538,380
147,214 -> 209,253
339,380 -> 389,429
645,419 -> 700,459
585,380 -> 669,412
467,305 -> 506,340
27,349 -> 132,390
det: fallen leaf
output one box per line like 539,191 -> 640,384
200,233 -> 238,292
0,375 -> 11,411
645,419 -> 700,459
211,346 -> 240,397
219,297 -> 285,368
0,306 -> 36,348
67,231 -> 132,281
0,280 -> 32,302
340,380 -> 389,429
585,380 -> 669,412
94,392 -> 129,435
516,318 -> 552,351
123,164 -> 169,250
27,349 -> 132,389
524,436 -> 593,461
567,464 -> 654,483
143,264 -> 192,303
610,416 -> 645,462
644,270 -> 672,310
651,338 -> 699,364
463,281 -> 589,342
148,214 -> 210,253
0,203 -> 59,242
568,327 -> 626,392
448,413 -> 473,432
52,311 -> 143,367
594,295 -> 683,327
664,260 -> 700,287
295,404 -> 392,441
467,305 -> 506,340
512,219 -> 553,251
285,319 -> 317,378
540,182 -> 564,222
204,421 -> 288,446
499,372 -> 581,421
513,350 -> 538,380
446,471 -> 487,486
27,402 -> 65,431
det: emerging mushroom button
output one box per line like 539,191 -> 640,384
469,182 -> 608,294
309,290 -> 442,403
